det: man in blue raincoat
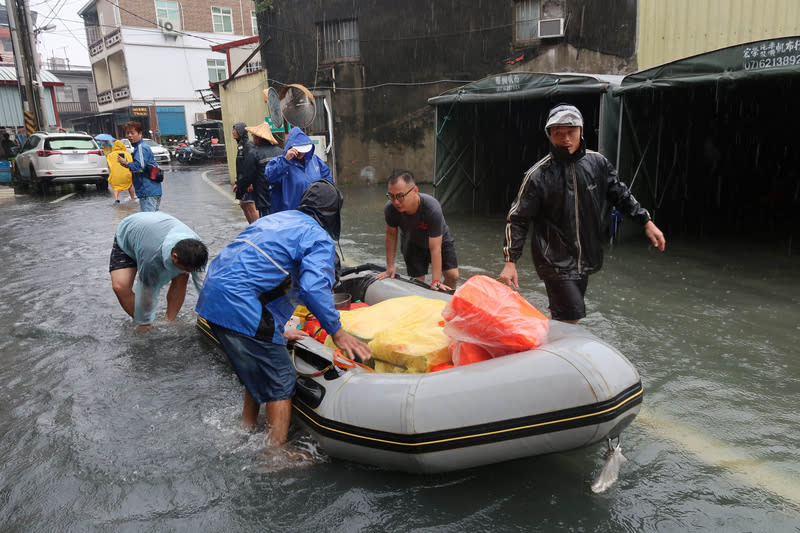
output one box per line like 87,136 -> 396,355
110,212 -> 208,332
196,180 -> 370,448
118,121 -> 160,212
264,126 -> 333,213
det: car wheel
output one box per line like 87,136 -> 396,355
30,169 -> 48,194
14,163 -> 28,190
96,180 -> 108,193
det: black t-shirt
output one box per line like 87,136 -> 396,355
384,193 -> 453,252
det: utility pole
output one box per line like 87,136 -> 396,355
6,0 -> 47,133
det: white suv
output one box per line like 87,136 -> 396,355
121,138 -> 171,163
15,132 -> 110,193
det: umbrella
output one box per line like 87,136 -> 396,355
95,133 -> 115,142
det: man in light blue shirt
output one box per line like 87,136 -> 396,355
110,212 -> 207,331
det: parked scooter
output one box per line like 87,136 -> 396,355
174,138 -> 226,163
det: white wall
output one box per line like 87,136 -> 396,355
120,27 -> 248,140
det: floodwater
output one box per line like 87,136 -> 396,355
1,164 -> 798,532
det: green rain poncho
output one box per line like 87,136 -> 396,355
115,212 -> 203,325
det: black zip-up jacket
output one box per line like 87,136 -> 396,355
241,142 -> 283,216
503,142 -> 651,280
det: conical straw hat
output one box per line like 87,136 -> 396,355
245,122 -> 278,145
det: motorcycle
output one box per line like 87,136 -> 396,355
174,138 -> 226,163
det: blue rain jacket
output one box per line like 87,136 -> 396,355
264,127 -> 332,213
196,210 -> 341,344
128,139 -> 161,198
115,212 -> 203,325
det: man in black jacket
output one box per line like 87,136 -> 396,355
498,104 -> 666,323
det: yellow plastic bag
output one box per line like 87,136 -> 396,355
336,296 -> 445,341
370,326 -> 451,373
327,295 -> 451,373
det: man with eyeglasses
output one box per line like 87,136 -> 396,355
376,169 -> 459,291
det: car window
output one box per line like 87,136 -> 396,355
22,136 -> 39,152
46,137 -> 97,150
144,139 -> 158,147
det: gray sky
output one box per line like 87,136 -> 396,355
33,0 -> 92,68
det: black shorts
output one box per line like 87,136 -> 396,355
543,277 -> 588,321
403,239 -> 458,278
109,237 -> 137,272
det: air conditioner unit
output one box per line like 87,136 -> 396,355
194,112 -> 206,122
538,18 -> 564,38
158,18 -> 178,34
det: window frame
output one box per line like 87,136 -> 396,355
514,0 -> 565,44
155,0 -> 181,31
211,6 -> 234,34
317,18 -> 361,64
207,58 -> 227,83
251,10 -> 258,36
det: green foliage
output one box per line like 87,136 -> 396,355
254,0 -> 274,14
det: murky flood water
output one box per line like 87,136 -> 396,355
1,164 -> 798,532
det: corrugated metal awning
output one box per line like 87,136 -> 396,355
0,66 -> 63,85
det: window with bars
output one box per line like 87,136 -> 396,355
207,58 -> 227,82
515,0 -> 540,41
515,0 -> 565,42
211,6 -> 233,33
318,19 -> 360,62
244,61 -> 262,73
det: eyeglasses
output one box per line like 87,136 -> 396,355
386,186 -> 415,202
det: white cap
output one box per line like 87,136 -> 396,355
544,104 -> 584,135
294,143 -> 313,153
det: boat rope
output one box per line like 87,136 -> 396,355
591,435 -> 627,493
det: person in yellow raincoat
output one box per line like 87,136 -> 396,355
107,140 -> 136,203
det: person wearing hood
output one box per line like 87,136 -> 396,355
264,126 -> 333,213
498,104 -> 666,323
196,179 -> 370,448
107,139 -> 136,203
242,122 -> 283,219
231,122 -> 257,223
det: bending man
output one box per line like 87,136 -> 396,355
110,212 -> 208,332
196,180 -> 370,447
376,169 -> 458,291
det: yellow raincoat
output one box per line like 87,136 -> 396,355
107,140 -> 133,191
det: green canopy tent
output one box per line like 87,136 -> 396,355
428,72 -> 622,215
613,36 -> 800,249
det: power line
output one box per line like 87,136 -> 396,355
104,0 -> 237,46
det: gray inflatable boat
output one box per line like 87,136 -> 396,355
284,265 -> 643,474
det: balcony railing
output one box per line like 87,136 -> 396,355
89,38 -> 104,57
113,85 -> 130,101
98,90 -> 113,105
57,101 -> 99,114
104,28 -> 121,48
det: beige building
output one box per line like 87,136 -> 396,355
636,0 -> 800,68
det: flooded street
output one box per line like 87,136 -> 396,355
1,163 -> 798,532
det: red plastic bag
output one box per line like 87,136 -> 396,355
450,341 -> 493,366
442,275 -> 548,357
